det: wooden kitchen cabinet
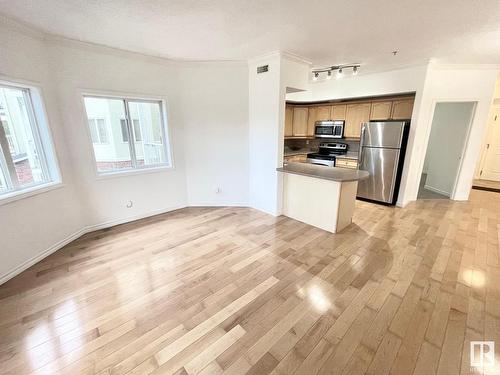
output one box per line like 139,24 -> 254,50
285,106 -> 294,137
315,106 -> 332,121
370,101 -> 393,120
335,158 -> 358,169
307,105 -> 331,136
292,107 -> 309,136
306,106 -> 317,137
391,99 -> 414,119
331,104 -> 347,120
344,103 -> 371,138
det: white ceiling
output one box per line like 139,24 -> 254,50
1,0 -> 500,71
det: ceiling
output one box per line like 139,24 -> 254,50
1,0 -> 500,72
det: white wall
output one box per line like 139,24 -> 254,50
0,19 -> 251,284
248,53 -> 282,215
0,20 -> 85,282
423,102 -> 476,196
48,39 -> 189,226
178,63 -> 249,206
247,53 -> 310,215
407,65 -> 499,202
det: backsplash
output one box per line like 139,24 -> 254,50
284,138 -> 359,153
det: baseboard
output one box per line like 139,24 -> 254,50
0,227 -> 87,285
0,204 -> 186,286
423,184 -> 450,196
187,201 -> 249,208
84,204 -> 186,232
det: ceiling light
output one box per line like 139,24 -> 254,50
352,66 -> 358,75
326,71 -> 332,80
336,68 -> 343,79
312,72 -> 319,81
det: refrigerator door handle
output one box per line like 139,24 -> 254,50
358,122 -> 367,167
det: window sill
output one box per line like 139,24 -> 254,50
0,181 -> 65,207
95,165 -> 174,180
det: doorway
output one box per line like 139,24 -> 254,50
418,101 -> 476,200
474,104 -> 500,192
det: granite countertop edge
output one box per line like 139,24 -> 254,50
277,163 -> 369,182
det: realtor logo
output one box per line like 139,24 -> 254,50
470,341 -> 495,368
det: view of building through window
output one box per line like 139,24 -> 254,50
0,84 -> 56,195
83,96 -> 169,173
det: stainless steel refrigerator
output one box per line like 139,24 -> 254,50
357,120 -> 410,205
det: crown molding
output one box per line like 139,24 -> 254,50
0,14 -> 46,40
429,62 -> 500,71
247,50 -> 312,66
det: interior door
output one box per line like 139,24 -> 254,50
481,106 -> 500,181
357,147 -> 400,203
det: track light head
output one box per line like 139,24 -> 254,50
312,72 -> 319,81
326,71 -> 332,80
353,66 -> 358,75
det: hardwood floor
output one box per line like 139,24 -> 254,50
473,179 -> 500,193
1,189 -> 499,375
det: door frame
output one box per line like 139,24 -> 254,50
416,99 -> 477,200
476,102 -> 500,180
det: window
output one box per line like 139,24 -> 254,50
120,119 -> 129,142
83,96 -> 170,174
88,118 -> 108,144
120,118 -> 142,142
0,83 -> 60,199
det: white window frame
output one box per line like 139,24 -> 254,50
82,93 -> 173,177
0,79 -> 62,204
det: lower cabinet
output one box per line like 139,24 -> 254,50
335,158 -> 358,169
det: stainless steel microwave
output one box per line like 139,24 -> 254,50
314,120 -> 344,138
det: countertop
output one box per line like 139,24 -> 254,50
284,150 -> 359,160
335,151 -> 359,160
277,162 -> 369,182
284,149 -> 312,156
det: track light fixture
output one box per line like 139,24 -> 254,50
311,64 -> 361,81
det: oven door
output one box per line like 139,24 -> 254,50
306,157 -> 335,167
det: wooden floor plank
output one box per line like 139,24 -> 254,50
0,190 -> 498,375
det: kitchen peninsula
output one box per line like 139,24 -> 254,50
277,163 -> 369,233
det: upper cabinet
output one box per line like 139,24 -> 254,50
331,105 -> 347,120
370,101 -> 393,120
292,107 -> 309,136
285,106 -> 294,137
316,106 -> 332,121
344,103 -> 371,138
391,99 -> 414,119
307,105 -> 331,137
284,96 -> 414,139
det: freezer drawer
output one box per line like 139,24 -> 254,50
357,147 -> 400,203
362,121 -> 406,148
